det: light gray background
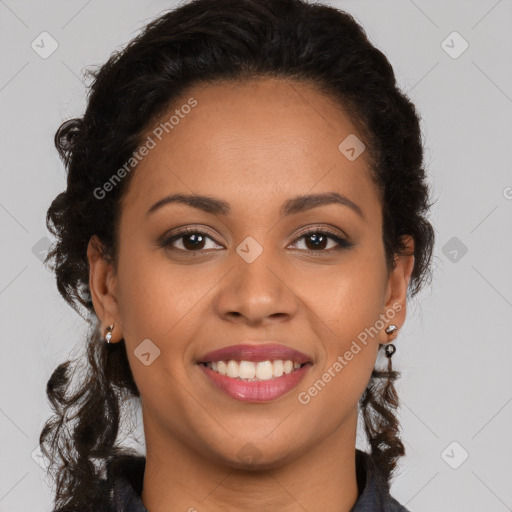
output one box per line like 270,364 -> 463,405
1,1 -> 511,511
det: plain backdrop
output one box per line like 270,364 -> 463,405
1,1 -> 511,511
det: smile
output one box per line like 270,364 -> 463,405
198,360 -> 313,402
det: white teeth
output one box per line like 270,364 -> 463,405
226,360 -> 239,378
256,361 -> 273,380
273,359 -> 284,377
204,359 -> 304,381
217,361 -> 227,376
239,360 -> 256,379
284,360 -> 294,374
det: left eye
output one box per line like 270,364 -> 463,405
291,230 -> 352,252
161,228 -> 352,252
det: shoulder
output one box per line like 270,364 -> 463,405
105,454 -> 148,511
52,454 -> 148,512
109,454 -> 148,511
352,449 -> 412,512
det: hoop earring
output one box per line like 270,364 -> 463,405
104,323 -> 114,344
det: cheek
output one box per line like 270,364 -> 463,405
300,247 -> 386,403
306,253 -> 386,338
114,250 -> 198,407
299,269 -> 382,416
115,239 -> 196,336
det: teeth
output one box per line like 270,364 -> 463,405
204,360 -> 304,381
217,361 -> 227,375
239,360 -> 256,379
273,359 -> 284,377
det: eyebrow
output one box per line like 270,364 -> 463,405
146,192 -> 364,219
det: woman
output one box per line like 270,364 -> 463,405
40,0 -> 435,510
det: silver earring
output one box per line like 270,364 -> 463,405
385,324 -> 398,336
384,324 -> 398,358
105,324 -> 114,344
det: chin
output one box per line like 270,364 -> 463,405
216,439 -> 302,471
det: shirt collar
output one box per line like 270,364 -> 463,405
106,449 -> 409,512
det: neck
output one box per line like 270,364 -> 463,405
141,409 -> 360,512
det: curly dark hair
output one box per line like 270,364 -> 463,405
40,0 -> 436,510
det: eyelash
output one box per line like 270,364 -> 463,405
160,227 -> 353,254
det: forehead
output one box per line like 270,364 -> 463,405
121,78 -> 380,221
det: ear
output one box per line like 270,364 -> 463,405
87,234 -> 121,343
382,235 -> 415,336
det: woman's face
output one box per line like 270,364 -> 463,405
89,77 -> 413,468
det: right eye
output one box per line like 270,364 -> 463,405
160,228 -> 224,252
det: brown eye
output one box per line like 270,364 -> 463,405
292,229 -> 353,252
180,232 -> 207,250
161,228 -> 223,252
304,232 -> 329,250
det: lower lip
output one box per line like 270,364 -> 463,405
198,362 -> 312,403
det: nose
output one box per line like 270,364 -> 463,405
213,248 -> 299,327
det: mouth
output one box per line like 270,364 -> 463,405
195,343 -> 313,402
197,360 -> 313,402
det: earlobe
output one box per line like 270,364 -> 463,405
87,235 -> 120,341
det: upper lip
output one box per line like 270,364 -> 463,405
197,343 -> 313,364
